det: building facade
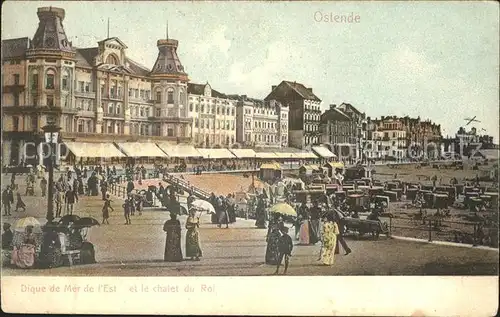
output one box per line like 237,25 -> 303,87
187,82 -> 236,147
319,104 -> 356,158
233,95 -> 288,148
264,81 -> 321,149
363,115 -> 442,160
2,6 -> 194,166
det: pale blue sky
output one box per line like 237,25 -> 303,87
2,1 -> 499,140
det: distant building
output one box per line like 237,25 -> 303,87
232,95 -> 288,148
264,80 -> 321,149
441,126 -> 496,158
364,115 -> 442,160
2,6 -> 194,166
187,82 -> 236,147
320,104 -> 357,159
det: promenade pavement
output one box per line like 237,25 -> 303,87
1,180 -> 498,276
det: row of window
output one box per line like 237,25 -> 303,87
129,88 -> 151,100
194,134 -> 235,145
11,116 -> 38,132
305,136 -> 320,145
189,103 -> 235,116
29,72 -> 70,91
189,96 -> 231,105
305,124 -> 319,133
305,113 -> 320,121
304,104 -> 320,111
253,133 -> 279,144
194,118 -> 235,130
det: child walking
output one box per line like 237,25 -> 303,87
275,226 -> 293,275
123,198 -> 131,225
102,194 -> 113,224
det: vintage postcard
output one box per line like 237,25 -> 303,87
1,0 -> 499,315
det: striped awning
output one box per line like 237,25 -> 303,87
294,151 -> 318,159
115,142 -> 167,158
255,152 -> 279,159
260,162 -> 281,170
273,152 -> 299,159
64,142 -> 125,158
196,148 -> 236,159
229,148 -> 257,158
312,146 -> 337,158
157,143 -> 202,157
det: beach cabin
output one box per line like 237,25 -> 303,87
323,161 -> 344,178
259,162 -> 282,181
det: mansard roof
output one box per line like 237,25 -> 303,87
2,37 -> 29,59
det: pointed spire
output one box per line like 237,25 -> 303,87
107,18 -> 110,38
166,21 -> 169,40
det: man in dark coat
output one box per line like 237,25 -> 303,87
2,223 -> 13,250
2,186 -> 14,216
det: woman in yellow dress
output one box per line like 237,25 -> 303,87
320,214 -> 340,266
185,209 -> 202,261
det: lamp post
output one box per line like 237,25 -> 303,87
252,154 -> 256,193
42,120 -> 61,223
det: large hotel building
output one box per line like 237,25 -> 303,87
2,7 -> 295,166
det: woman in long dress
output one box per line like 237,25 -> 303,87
163,212 -> 183,262
298,203 -> 310,245
185,209 -> 202,261
265,214 -> 282,264
320,214 -> 340,266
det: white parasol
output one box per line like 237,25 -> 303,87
14,217 -> 42,232
191,199 -> 215,214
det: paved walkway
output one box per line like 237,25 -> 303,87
2,182 -> 498,276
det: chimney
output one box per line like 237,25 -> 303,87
272,85 -> 277,91
329,104 -> 336,110
307,88 -> 313,93
241,95 -> 247,100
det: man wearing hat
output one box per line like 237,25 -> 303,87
2,223 -> 13,250
2,186 -> 14,216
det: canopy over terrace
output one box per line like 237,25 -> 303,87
156,143 -> 202,158
115,142 -> 168,158
197,148 -> 236,159
229,148 -> 257,158
293,151 -> 318,159
254,152 -> 280,159
312,146 -> 337,159
63,142 -> 126,163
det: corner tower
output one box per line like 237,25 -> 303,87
150,38 -> 191,142
26,6 -> 76,135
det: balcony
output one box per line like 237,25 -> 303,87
74,90 -> 96,99
3,84 -> 25,93
129,96 -> 153,104
103,112 -> 124,118
104,93 -> 123,101
148,116 -> 192,124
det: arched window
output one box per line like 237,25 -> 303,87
189,103 -> 193,112
45,69 -> 56,89
106,54 -> 118,65
167,89 -> 174,104
156,90 -> 162,103
108,103 -> 114,115
116,104 -> 121,115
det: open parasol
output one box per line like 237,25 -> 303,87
14,217 -> 41,232
269,203 -> 297,216
58,214 -> 81,225
73,217 -> 100,228
191,199 -> 215,214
